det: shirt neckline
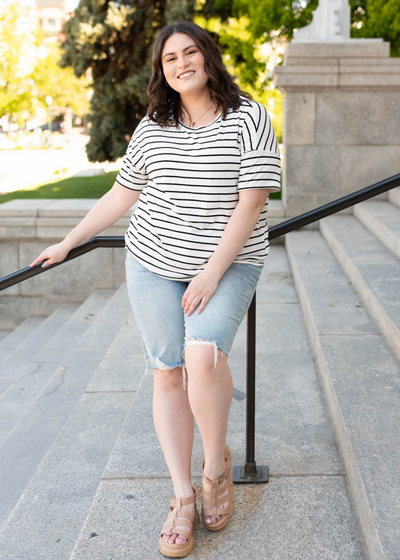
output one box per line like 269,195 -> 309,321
178,112 -> 222,130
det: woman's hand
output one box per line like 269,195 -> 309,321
29,242 -> 71,269
182,269 -> 219,316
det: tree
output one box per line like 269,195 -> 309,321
350,0 -> 400,56
0,2 -> 37,125
61,0 -> 399,162
32,44 -> 90,119
61,0 -> 197,162
0,1 -> 90,131
200,0 -> 400,83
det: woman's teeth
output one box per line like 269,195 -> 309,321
178,71 -> 195,79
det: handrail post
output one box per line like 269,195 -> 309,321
232,290 -> 269,483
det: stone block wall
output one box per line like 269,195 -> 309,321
0,199 -> 130,329
273,40 -> 400,218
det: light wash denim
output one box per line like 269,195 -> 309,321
125,249 -> 263,389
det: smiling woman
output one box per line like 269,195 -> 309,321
28,19 -> 282,560
115,21 -> 282,558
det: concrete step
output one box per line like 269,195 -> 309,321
0,290 -> 116,446
0,304 -> 79,379
0,317 -> 45,367
0,283 -> 132,529
354,200 -> 400,259
0,331 -> 10,342
0,317 -> 45,397
68,247 -> 362,560
320,215 -> 400,365
0,284 -> 146,558
388,186 -> 400,208
286,230 -> 400,560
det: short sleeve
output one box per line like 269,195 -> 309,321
237,102 -> 281,193
116,123 -> 149,191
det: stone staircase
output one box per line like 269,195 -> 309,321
0,190 -> 399,559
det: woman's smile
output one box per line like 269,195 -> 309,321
177,70 -> 196,80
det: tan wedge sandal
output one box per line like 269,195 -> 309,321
201,444 -> 235,532
159,486 -> 200,558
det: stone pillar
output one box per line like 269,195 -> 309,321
272,40 -> 400,218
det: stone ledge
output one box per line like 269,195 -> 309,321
276,65 -> 400,74
0,198 -> 135,218
274,68 -> 400,88
286,57 -> 400,67
284,40 -> 388,60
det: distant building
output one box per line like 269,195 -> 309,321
35,0 -> 69,43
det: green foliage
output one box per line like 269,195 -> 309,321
32,45 -> 90,117
350,0 -> 400,57
200,0 -> 400,90
60,0 -> 399,162
61,0 -> 196,162
0,2 -> 37,119
0,1 -> 90,125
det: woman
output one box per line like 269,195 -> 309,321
29,20 -> 281,558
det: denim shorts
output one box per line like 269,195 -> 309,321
125,249 -> 264,390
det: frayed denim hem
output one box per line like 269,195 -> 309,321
149,357 -> 188,391
182,337 -> 228,384
146,339 -> 228,392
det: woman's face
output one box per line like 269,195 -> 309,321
161,33 -> 208,94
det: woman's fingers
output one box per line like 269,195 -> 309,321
29,255 -> 45,267
29,243 -> 69,269
196,296 -> 209,315
184,294 -> 201,315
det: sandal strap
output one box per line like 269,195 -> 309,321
161,513 -> 193,538
202,463 -> 233,518
166,510 -> 194,523
161,524 -> 192,539
203,481 -> 229,504
161,488 -> 197,538
202,505 -> 230,516
202,492 -> 229,507
170,492 -> 196,510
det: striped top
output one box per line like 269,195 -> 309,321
116,95 -> 281,281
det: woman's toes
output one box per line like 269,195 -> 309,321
176,535 -> 186,544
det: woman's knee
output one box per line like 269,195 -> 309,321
153,366 -> 184,392
184,342 -> 227,377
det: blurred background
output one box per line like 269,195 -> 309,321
0,0 -> 398,201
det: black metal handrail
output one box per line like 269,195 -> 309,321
1,172 -> 399,483
1,172 -> 399,292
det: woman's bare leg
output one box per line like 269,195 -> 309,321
184,345 -> 233,525
153,366 -> 196,545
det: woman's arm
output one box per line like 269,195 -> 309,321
204,188 -> 271,281
182,188 -> 271,314
29,181 -> 141,268
61,181 -> 141,251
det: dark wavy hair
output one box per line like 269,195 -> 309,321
146,21 -> 253,129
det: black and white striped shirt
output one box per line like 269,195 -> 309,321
116,95 -> 281,281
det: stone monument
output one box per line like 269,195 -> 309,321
292,0 -> 350,42
272,0 -> 400,218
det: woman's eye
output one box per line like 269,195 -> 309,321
167,50 -> 196,62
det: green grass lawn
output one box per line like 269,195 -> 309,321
0,170 -> 281,204
0,171 -> 119,204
